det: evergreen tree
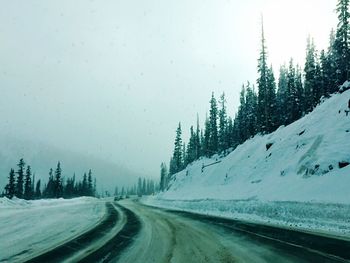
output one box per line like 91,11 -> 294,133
295,65 -> 305,119
304,36 -> 317,113
150,180 -> 155,194
334,0 -> 350,84
186,126 -> 197,164
232,113 -> 240,147
171,122 -> 183,174
286,59 -> 304,123
24,165 -> 32,200
237,85 -> 247,143
208,92 -> 218,154
266,66 -> 277,131
6,169 -> 16,199
146,179 -> 150,195
203,116 -> 211,157
276,64 -> 288,125
137,177 -> 142,197
169,157 -> 176,176
15,158 -> 25,198
199,129 -> 205,156
314,54 -> 325,104
182,143 -> 186,167
195,114 -> 201,159
318,49 -> 331,98
319,49 -> 330,96
35,179 -> 41,199
226,116 -> 235,148
44,168 -> 55,198
286,59 -> 296,124
326,29 -> 339,93
31,173 -> 35,198
54,162 -> 63,198
257,18 -> 276,133
218,92 -> 228,153
82,172 -> 87,196
93,178 -> 97,197
88,169 -> 93,196
64,174 -> 75,198
142,178 -> 146,195
245,82 -> 258,138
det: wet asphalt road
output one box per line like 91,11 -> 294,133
25,199 -> 350,263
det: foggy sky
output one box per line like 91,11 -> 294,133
0,0 -> 337,178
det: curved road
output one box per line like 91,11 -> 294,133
117,200 -> 350,263
26,199 -> 350,263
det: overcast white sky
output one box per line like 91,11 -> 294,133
0,0 -> 337,178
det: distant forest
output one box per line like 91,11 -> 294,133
113,177 -> 157,198
1,158 -> 96,200
160,0 -> 350,190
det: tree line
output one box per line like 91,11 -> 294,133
113,177 -> 157,197
2,158 -> 97,199
160,0 -> 350,190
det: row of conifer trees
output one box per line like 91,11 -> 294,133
113,177 -> 157,198
2,158 -> 96,199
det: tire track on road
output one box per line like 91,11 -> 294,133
79,203 -> 141,263
23,202 -> 141,263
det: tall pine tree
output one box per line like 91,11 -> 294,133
304,36 -> 317,113
186,126 -> 197,164
237,85 -> 247,143
170,122 -> 183,174
334,0 -> 350,84
208,92 -> 218,154
159,162 -> 168,191
88,169 -> 93,196
195,114 -> 201,159
257,17 -> 276,133
6,169 -> 16,199
35,179 -> 41,199
203,115 -> 211,157
15,158 -> 25,199
245,82 -> 258,138
24,165 -> 32,200
218,92 -> 228,153
54,162 -> 63,198
276,64 -> 289,125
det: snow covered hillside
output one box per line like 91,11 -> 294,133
145,89 -> 350,237
160,89 -> 350,203
0,197 -> 105,262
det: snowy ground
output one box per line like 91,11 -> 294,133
142,197 -> 350,239
145,89 -> 350,238
0,197 -> 105,262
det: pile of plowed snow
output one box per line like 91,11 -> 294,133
0,197 -> 105,262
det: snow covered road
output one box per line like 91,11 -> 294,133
117,199 -> 350,263
2,198 -> 349,262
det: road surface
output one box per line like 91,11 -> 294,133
26,199 -> 350,263
117,199 -> 349,263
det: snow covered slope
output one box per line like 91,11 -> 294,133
144,90 -> 350,237
160,90 -> 350,203
0,197 -> 105,262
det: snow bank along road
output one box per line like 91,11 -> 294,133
23,201 -> 139,263
25,199 -> 350,263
